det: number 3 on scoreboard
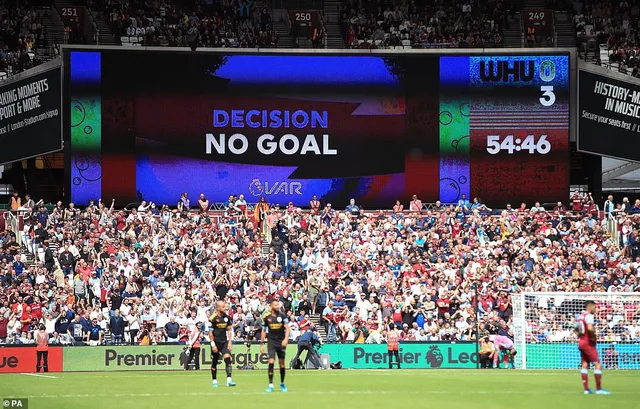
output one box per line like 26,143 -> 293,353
539,85 -> 555,107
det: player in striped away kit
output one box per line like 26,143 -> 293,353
208,301 -> 236,387
576,301 -> 611,395
261,300 -> 290,392
386,324 -> 401,369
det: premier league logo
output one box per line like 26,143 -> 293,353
426,345 -> 444,368
179,349 -> 188,367
249,178 -> 264,196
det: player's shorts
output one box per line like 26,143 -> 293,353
267,341 -> 286,359
211,341 -> 231,357
579,345 -> 600,364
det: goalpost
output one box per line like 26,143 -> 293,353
511,292 -> 640,369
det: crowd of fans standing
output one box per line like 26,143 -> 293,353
0,0 -> 49,78
1,190 -> 639,346
91,0 -> 278,48
341,0 -> 508,48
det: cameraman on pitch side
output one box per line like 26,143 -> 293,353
292,323 -> 322,369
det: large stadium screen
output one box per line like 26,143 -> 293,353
65,49 -> 569,207
578,63 -> 640,162
0,62 -> 62,165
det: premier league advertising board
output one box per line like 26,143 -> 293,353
65,49 -> 569,207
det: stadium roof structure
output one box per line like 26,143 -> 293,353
603,158 -> 640,191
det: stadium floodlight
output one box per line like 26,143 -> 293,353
512,292 -> 640,369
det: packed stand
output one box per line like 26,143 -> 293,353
524,294 -> 640,345
0,0 -> 49,79
572,0 -> 640,77
1,190 -> 640,347
90,0 -> 277,48
340,0 -> 507,49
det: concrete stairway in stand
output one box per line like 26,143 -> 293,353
323,0 -> 343,48
273,9 -> 294,48
89,7 -> 119,45
39,7 -> 66,51
308,314 -> 327,340
554,11 -> 576,47
502,13 -> 522,48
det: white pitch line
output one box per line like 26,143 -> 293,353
59,371 -> 627,379
4,390 -> 634,399
19,373 -> 58,379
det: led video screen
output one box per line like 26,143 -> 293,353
65,50 -> 569,207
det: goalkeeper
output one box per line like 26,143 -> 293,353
492,335 -> 517,369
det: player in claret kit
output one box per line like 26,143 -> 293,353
492,335 -> 516,369
576,301 -> 611,395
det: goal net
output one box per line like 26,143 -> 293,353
512,292 -> 640,369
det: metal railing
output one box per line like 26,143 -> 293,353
604,213 -> 620,248
3,210 -> 21,244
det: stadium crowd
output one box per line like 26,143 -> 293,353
341,0 -> 507,48
91,0 -> 278,48
0,0 -> 49,77
572,0 -> 640,78
0,191 -> 639,347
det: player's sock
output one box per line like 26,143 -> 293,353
268,363 -> 274,384
280,367 -> 286,383
503,354 -> 509,368
581,369 -> 589,391
211,364 -> 218,381
224,357 -> 232,378
594,369 -> 602,390
493,353 -> 499,368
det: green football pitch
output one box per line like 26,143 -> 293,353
1,370 -> 638,409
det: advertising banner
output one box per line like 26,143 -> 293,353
578,63 -> 640,161
0,61 -> 62,165
320,342 -> 477,369
0,347 -> 63,373
63,344 -> 295,371
65,49 -> 569,207
526,343 -> 640,369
